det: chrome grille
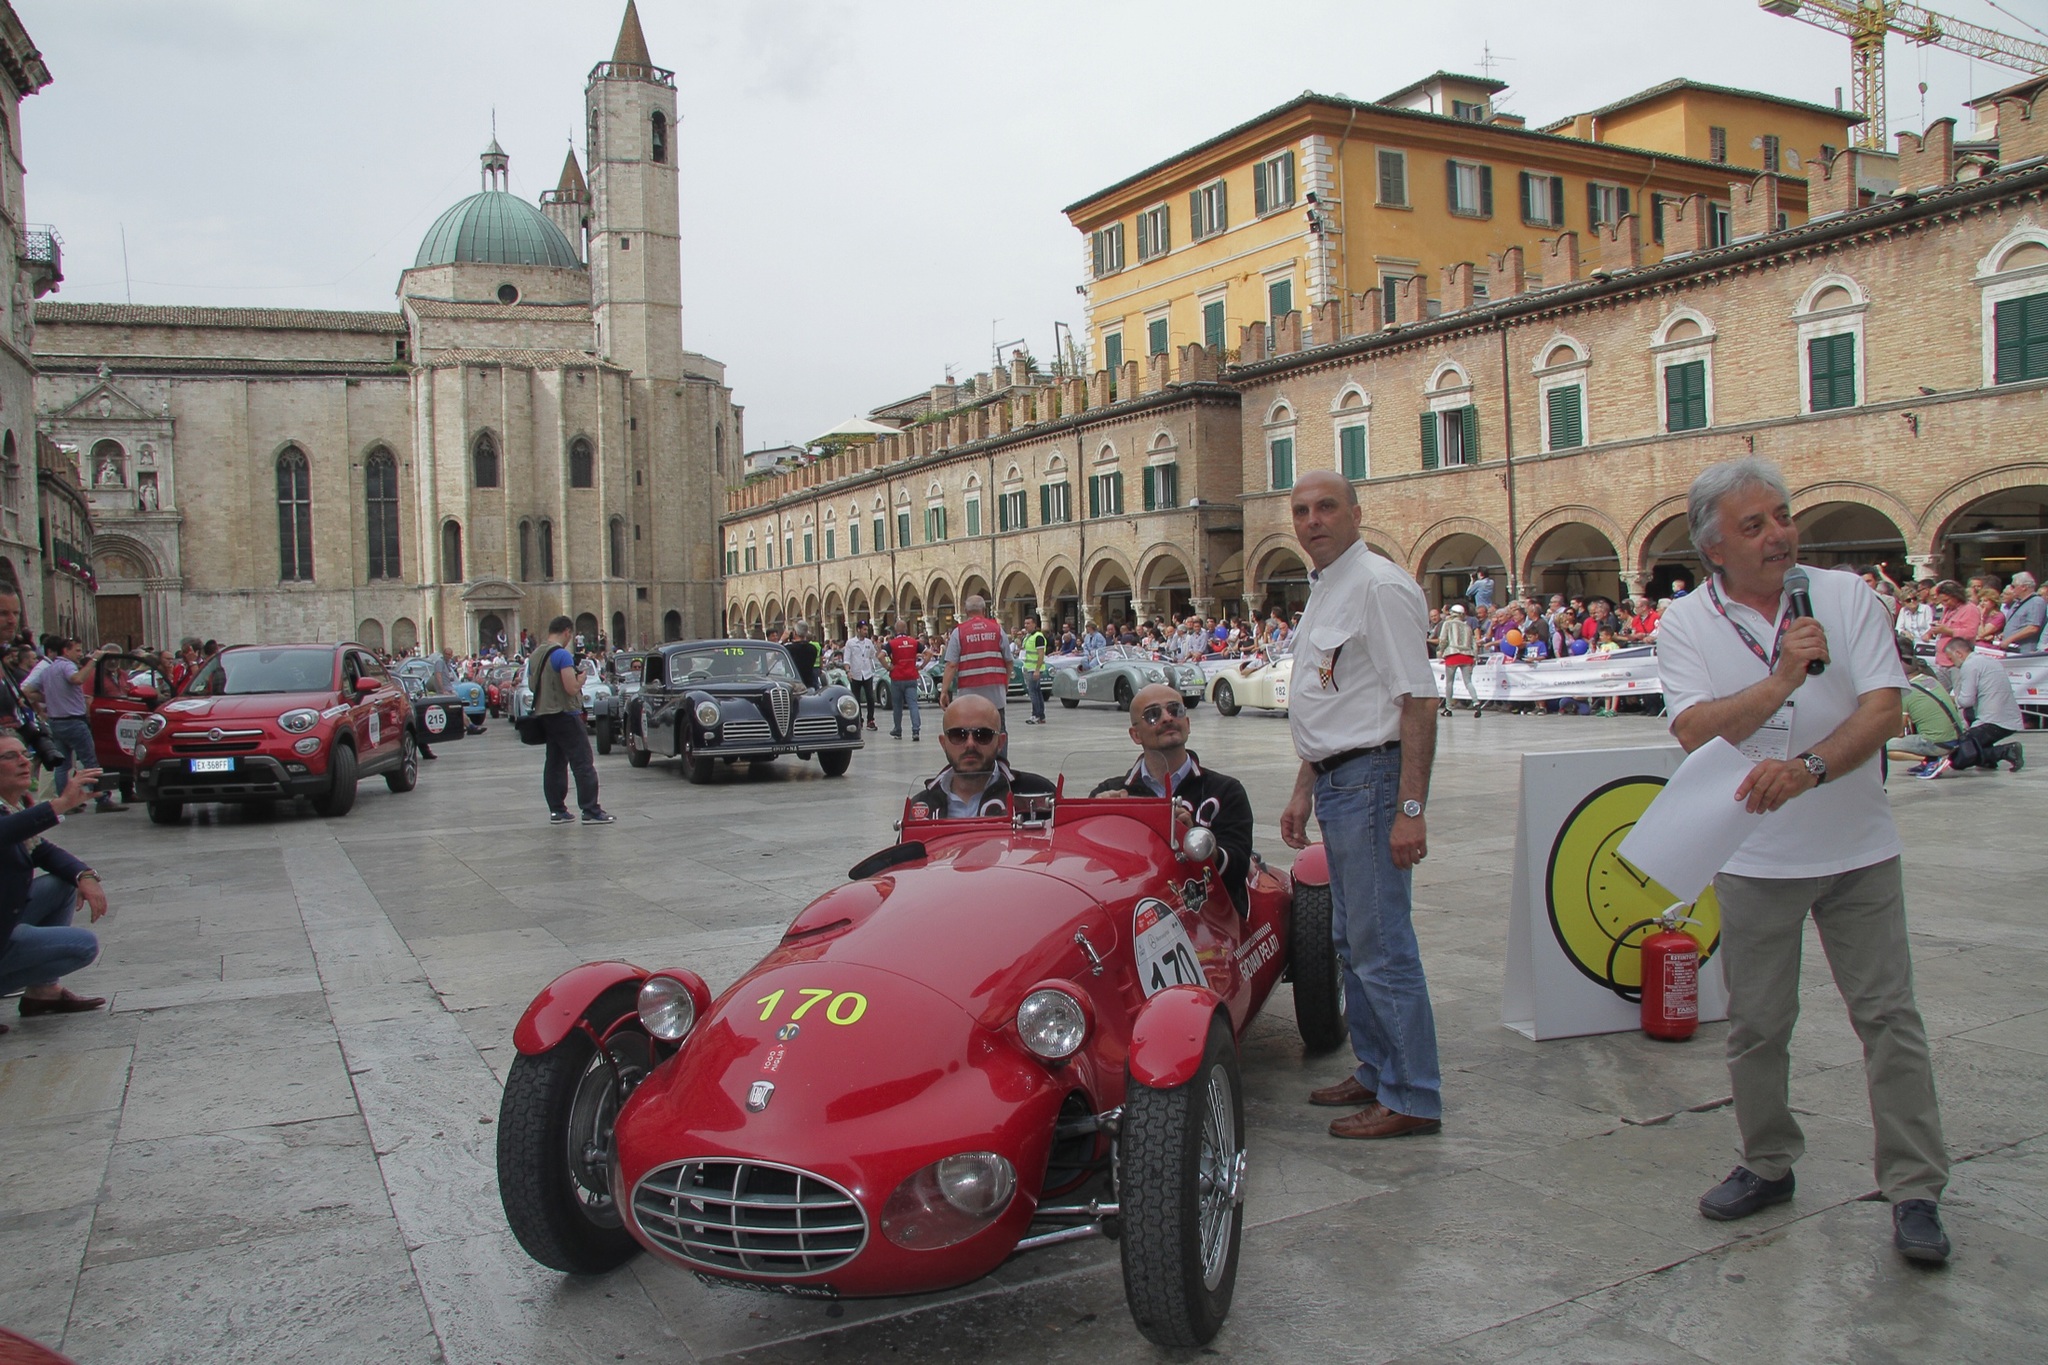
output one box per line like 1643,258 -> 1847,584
792,716 -> 841,743
768,686 -> 793,735
169,728 -> 265,754
633,1159 -> 865,1277
720,718 -> 772,747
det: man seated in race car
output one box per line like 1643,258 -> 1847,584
906,695 -> 1054,819
1090,683 -> 1255,916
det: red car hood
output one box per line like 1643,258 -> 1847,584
159,693 -> 338,722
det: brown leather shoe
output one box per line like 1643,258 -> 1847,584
1329,1103 -> 1442,1140
1309,1076 -> 1376,1107
19,989 -> 106,1017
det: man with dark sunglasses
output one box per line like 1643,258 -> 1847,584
1090,683 -> 1255,915
906,695 -> 1053,820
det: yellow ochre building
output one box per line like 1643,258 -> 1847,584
1068,74 -> 1864,370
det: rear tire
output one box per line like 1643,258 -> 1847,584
1288,880 -> 1346,1053
1119,1012 -> 1244,1347
497,1022 -> 648,1275
147,799 -> 182,826
312,745 -> 358,817
1213,681 -> 1240,717
594,717 -> 614,756
820,749 -> 852,777
384,733 -> 419,793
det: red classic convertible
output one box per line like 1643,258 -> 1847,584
498,787 -> 1340,1346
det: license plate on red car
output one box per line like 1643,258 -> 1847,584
188,757 -> 233,773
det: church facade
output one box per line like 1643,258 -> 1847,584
32,5 -> 738,655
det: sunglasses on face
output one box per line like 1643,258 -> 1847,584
1139,701 -> 1188,725
944,726 -> 998,744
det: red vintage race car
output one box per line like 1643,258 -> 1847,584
498,788 -> 1341,1347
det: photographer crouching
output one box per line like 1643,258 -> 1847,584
0,731 -> 110,1034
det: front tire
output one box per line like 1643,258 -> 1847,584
312,745 -> 358,817
819,749 -> 852,777
147,799 -> 182,826
496,1022 -> 649,1275
1213,680 -> 1240,717
681,727 -> 714,784
1114,678 -> 1134,709
594,717 -> 614,756
1119,1011 -> 1245,1348
384,733 -> 419,793
1287,880 -> 1346,1053
1060,697 -> 1080,709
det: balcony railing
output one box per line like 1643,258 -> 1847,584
22,224 -> 61,296
588,60 -> 674,87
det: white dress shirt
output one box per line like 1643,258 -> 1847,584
1286,539 -> 1437,763
843,636 -> 877,681
1952,652 -> 2024,731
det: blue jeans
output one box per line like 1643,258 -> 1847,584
0,874 -> 97,995
889,680 -> 920,736
49,716 -> 103,797
1023,669 -> 1047,721
1314,746 -> 1442,1120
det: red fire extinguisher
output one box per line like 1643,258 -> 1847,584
1606,906 -> 1706,1042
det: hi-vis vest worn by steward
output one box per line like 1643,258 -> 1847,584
1020,631 -> 1047,670
954,617 -> 1009,690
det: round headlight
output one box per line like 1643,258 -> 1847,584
138,715 -> 168,741
293,735 -> 323,755
637,975 -> 696,1042
278,708 -> 320,734
693,700 -> 721,728
1016,988 -> 1087,1060
935,1152 -> 1015,1216
1145,668 -> 1165,682
835,694 -> 860,719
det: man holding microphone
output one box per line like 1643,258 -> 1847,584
1656,458 -> 1950,1264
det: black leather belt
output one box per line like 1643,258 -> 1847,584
1312,740 -> 1399,774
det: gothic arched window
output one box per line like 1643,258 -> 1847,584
365,448 -> 400,579
609,517 -> 626,576
441,520 -> 463,583
540,519 -> 555,579
518,519 -> 532,582
472,432 -> 499,488
276,447 -> 313,581
569,437 -> 594,489
651,111 -> 668,164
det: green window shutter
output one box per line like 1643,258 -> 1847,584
1665,360 -> 1707,431
1518,170 -> 1532,220
1587,182 -> 1601,227
966,501 -> 980,537
1088,476 -> 1101,518
1420,412 -> 1439,470
1039,485 -> 1051,526
1189,189 -> 1202,238
1550,176 -> 1566,226
850,524 -> 859,555
1148,317 -> 1168,355
1340,424 -> 1367,479
1445,159 -> 1460,211
1142,468 -> 1156,512
1103,332 -> 1123,373
1460,405 -> 1479,463
1994,293 -> 2048,384
1269,279 -> 1291,321
1547,385 -> 1583,449
1479,165 -> 1493,217
1618,186 -> 1631,219
1282,151 -> 1295,205
897,511 -> 910,546
1254,163 -> 1269,215
1808,334 -> 1857,411
1203,300 -> 1225,353
1270,437 -> 1294,489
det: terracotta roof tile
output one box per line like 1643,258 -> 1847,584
35,302 -> 406,333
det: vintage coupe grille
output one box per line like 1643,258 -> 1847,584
633,1159 -> 866,1277
720,718 -> 772,747
768,686 -> 794,735
792,716 -> 841,743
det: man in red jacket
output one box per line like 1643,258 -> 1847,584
884,619 -> 923,742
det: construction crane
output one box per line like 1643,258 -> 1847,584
1760,0 -> 2048,147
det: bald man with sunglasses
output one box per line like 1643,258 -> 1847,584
906,695 -> 1054,820
1090,683 -> 1255,916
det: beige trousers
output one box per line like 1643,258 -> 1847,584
1714,857 -> 1948,1204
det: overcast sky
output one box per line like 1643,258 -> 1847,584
17,0 -> 2044,448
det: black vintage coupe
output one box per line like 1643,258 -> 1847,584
621,639 -> 863,782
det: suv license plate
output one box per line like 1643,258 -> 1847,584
188,757 -> 234,774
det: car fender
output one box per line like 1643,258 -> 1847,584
512,961 -> 648,1055
1127,984 -> 1227,1090
1291,842 -> 1329,887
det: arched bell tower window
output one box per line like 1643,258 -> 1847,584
365,448 -> 400,579
276,447 -> 313,581
441,520 -> 463,583
569,437 -> 594,489
518,520 -> 533,582
539,519 -> 555,579
472,432 -> 500,489
650,110 -> 668,164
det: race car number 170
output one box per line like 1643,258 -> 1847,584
1132,897 -> 1203,997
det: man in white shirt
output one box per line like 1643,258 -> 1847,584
1656,458 -> 1949,1264
1278,471 -> 1442,1141
843,622 -> 880,731
1923,635 -> 2024,775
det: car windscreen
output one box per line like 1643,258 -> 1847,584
665,644 -> 796,684
185,648 -> 335,696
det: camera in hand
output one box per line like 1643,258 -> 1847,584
13,710 -> 65,770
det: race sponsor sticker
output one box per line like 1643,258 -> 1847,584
368,712 -> 381,747
424,705 -> 447,733
114,715 -> 146,755
1133,896 -> 1202,997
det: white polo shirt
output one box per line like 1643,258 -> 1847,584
1657,564 -> 1906,879
1287,539 -> 1437,763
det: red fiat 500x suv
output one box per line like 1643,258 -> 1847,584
132,643 -> 417,824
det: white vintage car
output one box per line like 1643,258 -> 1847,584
1206,647 -> 1293,716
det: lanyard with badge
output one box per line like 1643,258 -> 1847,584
1707,578 -> 1797,762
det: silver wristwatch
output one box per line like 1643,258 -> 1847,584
1796,751 -> 1828,785
1400,799 -> 1424,819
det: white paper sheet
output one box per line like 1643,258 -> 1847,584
1615,736 -> 1766,903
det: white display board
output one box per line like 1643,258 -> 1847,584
1503,745 -> 1730,1040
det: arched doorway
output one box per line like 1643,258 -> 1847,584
1639,516 -> 1702,601
998,570 -> 1037,629
357,619 -> 385,653
1042,567 -> 1079,634
847,588 -> 870,632
663,609 -> 683,642
477,613 -> 503,655
1938,485 -> 2048,586
1418,533 -> 1507,609
926,577 -> 956,633
392,618 -> 419,655
897,586 -> 924,633
574,612 -> 599,646
611,611 -> 626,649
1255,549 -> 1310,618
1087,559 -> 1133,629
1796,502 -> 1907,581
1141,552 -> 1193,622
1527,523 -> 1622,604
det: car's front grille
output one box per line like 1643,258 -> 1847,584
721,718 -> 772,747
633,1159 -> 865,1278
768,686 -> 793,735
792,716 -> 841,743
169,729 -> 265,754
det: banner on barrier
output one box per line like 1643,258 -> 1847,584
1503,744 -> 1731,1041
1433,646 -> 1662,702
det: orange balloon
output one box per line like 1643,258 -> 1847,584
1505,629 -> 1524,646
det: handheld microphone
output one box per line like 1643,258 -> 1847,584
1782,567 -> 1826,675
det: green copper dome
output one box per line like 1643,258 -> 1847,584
414,190 -> 580,269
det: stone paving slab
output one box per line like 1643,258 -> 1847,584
0,706 -> 2042,1361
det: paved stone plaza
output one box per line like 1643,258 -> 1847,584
0,703 -> 2042,1364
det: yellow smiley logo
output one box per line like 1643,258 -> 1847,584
1545,776 -> 1721,992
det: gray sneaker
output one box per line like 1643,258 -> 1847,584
1699,1167 -> 1795,1221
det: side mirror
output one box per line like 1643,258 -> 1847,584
1180,825 -> 1218,864
354,678 -> 380,695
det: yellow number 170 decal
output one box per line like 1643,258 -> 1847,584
756,987 -> 868,1026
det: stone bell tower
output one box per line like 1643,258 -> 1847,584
586,0 -> 682,384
